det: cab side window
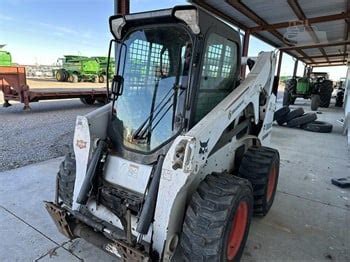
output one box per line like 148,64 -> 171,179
194,33 -> 238,124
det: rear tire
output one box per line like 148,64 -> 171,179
99,75 -> 106,83
72,74 -> 78,83
239,147 -> 280,216
283,79 -> 297,106
311,94 -> 320,111
80,97 -> 96,105
57,152 -> 76,207
179,173 -> 253,261
319,80 -> 333,108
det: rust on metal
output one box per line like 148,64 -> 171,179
0,65 -> 107,109
44,201 -> 75,239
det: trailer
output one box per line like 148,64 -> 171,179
0,66 -> 107,110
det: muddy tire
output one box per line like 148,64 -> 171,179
311,94 -> 320,111
57,152 -> 76,207
80,97 -> 96,105
239,147 -> 280,216
179,173 -> 253,261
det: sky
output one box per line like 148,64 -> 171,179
0,0 -> 347,79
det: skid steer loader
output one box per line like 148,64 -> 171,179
45,5 -> 280,261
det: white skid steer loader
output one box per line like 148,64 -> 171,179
45,5 -> 280,261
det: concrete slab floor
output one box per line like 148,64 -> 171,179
0,100 -> 349,261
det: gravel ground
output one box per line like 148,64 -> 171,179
0,99 -> 99,172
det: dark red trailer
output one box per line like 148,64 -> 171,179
0,66 -> 107,110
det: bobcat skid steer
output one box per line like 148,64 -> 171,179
45,5 -> 280,261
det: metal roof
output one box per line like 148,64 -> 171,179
190,0 -> 350,66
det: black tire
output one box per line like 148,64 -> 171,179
99,75 -> 106,83
335,91 -> 344,107
319,80 -> 333,108
239,147 -> 280,216
57,152 -> 76,207
96,97 -> 107,104
179,173 -> 253,261
72,74 -> 78,83
283,79 -> 297,106
56,69 -> 66,82
285,107 -> 304,122
311,94 -> 320,111
301,121 -> 333,133
287,113 -> 317,128
80,97 -> 96,105
274,106 -> 290,126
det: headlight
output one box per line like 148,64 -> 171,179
174,9 -> 200,34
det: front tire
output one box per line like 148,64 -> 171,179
179,173 -> 253,261
57,152 -> 76,207
239,147 -> 280,216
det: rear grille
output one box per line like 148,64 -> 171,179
98,184 -> 144,215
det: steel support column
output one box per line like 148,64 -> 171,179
272,51 -> 283,96
114,0 -> 130,15
241,31 -> 250,79
293,59 -> 299,78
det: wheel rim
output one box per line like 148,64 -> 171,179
227,201 -> 248,260
267,164 -> 277,202
56,72 -> 61,81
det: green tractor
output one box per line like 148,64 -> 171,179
283,70 -> 333,111
55,55 -> 100,83
91,56 -> 115,83
0,50 -> 12,66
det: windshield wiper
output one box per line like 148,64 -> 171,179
132,86 -> 175,141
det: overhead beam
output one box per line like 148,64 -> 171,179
300,53 -> 349,59
309,62 -> 347,67
280,40 -> 350,50
250,13 -> 349,32
308,59 -> 347,66
226,0 -> 314,62
191,0 -> 248,30
287,0 -> 329,62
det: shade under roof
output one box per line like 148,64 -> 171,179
189,0 -> 350,67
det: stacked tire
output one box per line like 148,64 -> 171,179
318,80 -> 333,108
274,106 -> 332,133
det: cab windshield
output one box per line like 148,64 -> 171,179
113,26 -> 192,152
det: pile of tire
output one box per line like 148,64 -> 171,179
274,106 -> 333,133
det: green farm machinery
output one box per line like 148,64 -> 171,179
91,56 -> 115,83
55,55 -> 101,83
283,70 -> 333,111
0,50 -> 12,66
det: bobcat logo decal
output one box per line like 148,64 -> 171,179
199,139 -> 209,154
